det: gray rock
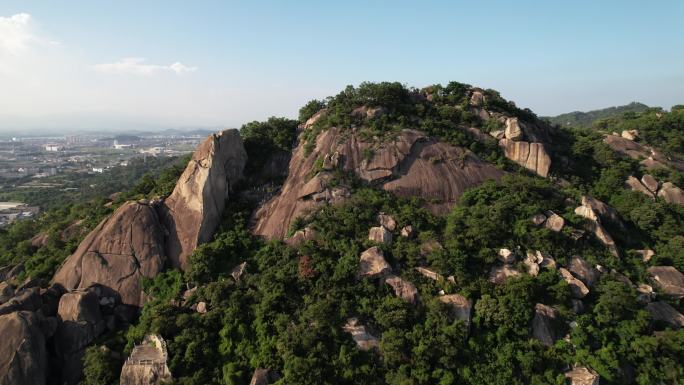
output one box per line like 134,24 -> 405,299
384,275 -> 419,304
648,266 -> 684,298
568,256 -> 601,287
646,301 -> 684,328
0,311 -> 47,385
532,303 -> 559,346
368,226 -> 392,245
358,247 -> 391,278
565,366 -> 599,385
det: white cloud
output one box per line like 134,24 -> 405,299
0,13 -> 58,57
93,57 -> 198,75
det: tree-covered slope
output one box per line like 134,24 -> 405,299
544,102 -> 650,128
1,82 -> 683,385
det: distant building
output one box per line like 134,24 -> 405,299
92,167 -> 104,173
44,144 -> 63,152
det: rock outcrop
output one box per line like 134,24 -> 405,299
498,138 -> 551,177
568,256 -> 600,287
489,265 -> 521,284
565,366 -> 599,385
646,301 -> 684,329
0,311 -> 47,385
159,129 -> 247,270
368,226 -> 392,245
648,266 -> 684,298
384,275 -> 419,304
52,201 -> 165,307
120,334 -> 172,385
415,266 -> 444,282
343,318 -> 379,351
532,303 -> 559,346
438,294 -> 472,329
559,268 -> 590,298
358,247 -> 391,278
253,127 -> 503,239
658,182 -> 684,205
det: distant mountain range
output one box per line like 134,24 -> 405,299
544,102 -> 650,128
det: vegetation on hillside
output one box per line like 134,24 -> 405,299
544,102 -> 650,128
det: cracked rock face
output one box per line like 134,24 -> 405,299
0,311 -> 47,385
52,202 -> 165,307
253,127 -> 502,239
159,129 -> 247,270
498,139 -> 551,177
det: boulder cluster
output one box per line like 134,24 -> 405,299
626,174 -> 684,205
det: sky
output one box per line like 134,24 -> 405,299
0,0 -> 682,132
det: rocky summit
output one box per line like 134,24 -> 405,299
1,81 -> 683,385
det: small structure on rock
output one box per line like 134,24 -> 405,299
120,334 -> 172,385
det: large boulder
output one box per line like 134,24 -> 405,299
438,294 -> 472,329
565,366 -> 599,385
368,226 -> 392,245
658,182 -> 684,205
532,303 -> 559,346
120,334 -> 172,385
568,256 -> 600,287
55,291 -> 106,385
489,265 -> 521,285
52,202 -> 165,307
159,129 -> 247,270
559,268 -> 590,299
0,311 -> 47,385
384,275 -> 419,304
648,266 -> 684,298
498,138 -> 551,177
0,287 -> 42,316
358,247 -> 391,278
646,301 -> 684,329
253,128 -> 503,239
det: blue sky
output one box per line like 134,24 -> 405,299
0,0 -> 682,131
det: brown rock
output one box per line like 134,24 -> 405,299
524,251 -> 542,276
358,247 -> 391,278
658,182 -> 684,205
302,109 -> 327,129
30,232 -> 50,248
565,366 -> 599,385
544,211 -> 564,232
0,311 -> 47,385
636,249 -> 655,262
646,301 -> 684,328
470,90 -> 485,107
626,176 -> 655,199
368,226 -> 392,245
531,213 -> 547,226
378,213 -> 397,231
384,275 -> 419,304
52,202 -> 165,307
343,318 -> 379,351
58,291 -> 102,324
578,196 -> 623,227
568,256 -> 600,287
621,129 -> 639,140
230,262 -> 247,282
400,225 -> 415,238
498,248 -> 515,264
249,368 -> 275,385
196,301 -> 208,314
159,129 -> 247,270
637,284 -> 655,303
489,265 -> 521,284
253,128 -> 503,239
420,239 -> 443,256
438,294 -> 472,328
0,287 -> 43,316
504,117 -> 524,140
532,303 -> 559,346
284,227 -> 317,247
648,266 -> 684,298
415,267 -> 444,282
499,138 -> 551,177
120,334 -> 172,385
641,174 -> 659,193
559,268 -> 590,298
0,281 -> 13,304
538,251 -> 557,270
587,220 -> 619,257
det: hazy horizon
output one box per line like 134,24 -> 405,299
1,0 -> 683,132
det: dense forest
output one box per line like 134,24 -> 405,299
1,82 -> 683,385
